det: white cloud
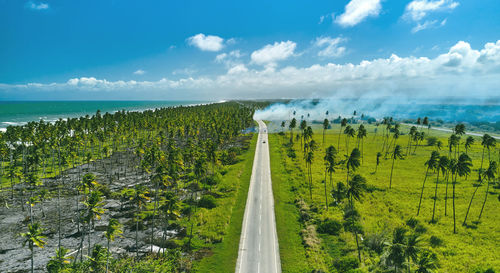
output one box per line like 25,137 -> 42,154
411,18 -> 447,33
335,0 -> 382,27
314,37 -> 347,58
404,0 -> 459,21
215,50 -> 242,63
250,41 -> 296,66
404,0 -> 458,32
133,69 -> 146,75
187,33 -> 225,52
2,40 -> 500,100
27,1 -> 49,10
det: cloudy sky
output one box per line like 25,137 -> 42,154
1,0 -> 499,100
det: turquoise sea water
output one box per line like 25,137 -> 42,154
0,101 -> 208,130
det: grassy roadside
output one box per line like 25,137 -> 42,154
193,133 -> 257,272
269,134 -> 313,273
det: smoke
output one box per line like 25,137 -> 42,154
254,96 -> 500,123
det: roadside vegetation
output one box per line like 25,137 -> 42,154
0,102 -> 258,272
270,114 -> 499,273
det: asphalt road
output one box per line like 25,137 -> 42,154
235,120 -> 281,273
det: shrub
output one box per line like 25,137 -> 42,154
198,195 -> 217,209
332,256 -> 360,272
430,235 -> 444,247
317,219 -> 342,235
363,232 -> 387,254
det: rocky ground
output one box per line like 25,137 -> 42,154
0,151 -> 185,272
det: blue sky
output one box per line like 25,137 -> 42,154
0,0 -> 499,100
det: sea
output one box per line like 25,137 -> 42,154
0,101 -> 209,131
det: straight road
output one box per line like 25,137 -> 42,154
235,120 -> 281,273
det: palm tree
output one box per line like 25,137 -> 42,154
464,136 -> 474,155
20,222 -> 46,273
346,174 -> 367,206
104,218 -> 123,272
343,204 -> 363,263
431,156 -> 449,223
415,251 -> 438,273
357,125 -> 367,163
375,152 -> 382,173
83,190 -> 106,257
305,150 -> 314,201
299,120 -> 307,147
338,117 -> 348,148
407,126 -> 417,156
47,247 -> 73,272
387,227 -> 406,273
346,148 -> 361,186
324,146 -> 337,209
289,118 -> 297,143
389,145 -> 404,189
477,161 -> 497,221
478,134 -> 494,181
453,153 -> 472,232
405,233 -> 422,273
417,151 -> 439,216
344,125 -> 356,157
128,185 -> 150,257
322,118 -> 329,146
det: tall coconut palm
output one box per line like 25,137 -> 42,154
104,218 -> 123,272
83,190 -> 106,257
464,136 -> 474,155
346,174 -> 367,206
389,145 -> 404,189
432,156 -> 449,223
344,125 -> 356,157
346,148 -> 361,186
20,222 -> 46,273
375,152 -> 382,173
343,204 -> 363,263
477,161 -> 497,221
305,150 -> 314,201
323,146 -> 337,209
407,126 -> 417,156
338,118 -> 348,152
478,134 -> 494,181
357,125 -> 367,163
289,118 -> 297,143
417,151 -> 439,216
453,153 -> 472,233
322,118 -> 329,146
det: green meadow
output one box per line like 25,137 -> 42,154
269,123 -> 499,273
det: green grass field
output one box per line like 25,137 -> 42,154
193,133 -> 257,272
269,123 -> 499,273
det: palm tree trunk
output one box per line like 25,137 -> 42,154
106,238 -> 110,273
463,181 -> 481,226
355,231 -> 361,263
417,167 -> 430,216
432,171 -> 439,222
453,173 -> 457,234
477,178 -> 490,221
389,157 -> 395,189
30,243 -> 34,273
324,170 -> 328,210
444,170 -> 450,216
